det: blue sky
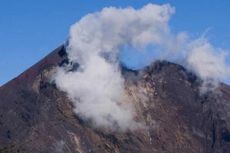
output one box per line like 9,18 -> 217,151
0,0 -> 230,85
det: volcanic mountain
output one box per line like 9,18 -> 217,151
0,45 -> 230,153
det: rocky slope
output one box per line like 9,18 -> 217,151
0,46 -> 230,153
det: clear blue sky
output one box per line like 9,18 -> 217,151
0,0 -> 230,85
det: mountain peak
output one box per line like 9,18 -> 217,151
0,46 -> 230,153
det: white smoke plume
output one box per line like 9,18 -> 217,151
54,3 -> 175,131
54,3 -> 230,131
186,38 -> 230,93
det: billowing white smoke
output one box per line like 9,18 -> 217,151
54,58 -> 136,131
186,38 -> 230,93
67,3 -> 176,63
55,4 -> 175,131
54,3 -> 230,130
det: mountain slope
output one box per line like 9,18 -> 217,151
0,46 -> 230,153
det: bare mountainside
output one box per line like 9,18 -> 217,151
0,46 -> 230,153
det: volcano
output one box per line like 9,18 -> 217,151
0,45 -> 230,153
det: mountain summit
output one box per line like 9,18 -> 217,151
0,46 -> 230,153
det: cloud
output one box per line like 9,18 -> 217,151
54,3 -> 177,131
67,3 -> 176,63
187,38 -> 230,80
53,3 -> 230,131
54,57 -> 137,131
185,38 -> 230,93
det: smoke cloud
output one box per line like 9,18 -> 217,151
53,3 -> 230,131
186,38 -> 230,93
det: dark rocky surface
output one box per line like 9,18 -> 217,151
0,45 -> 230,153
